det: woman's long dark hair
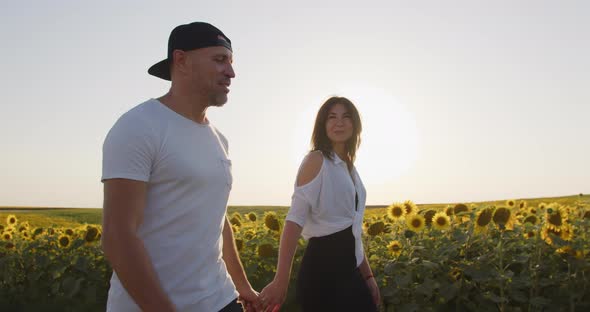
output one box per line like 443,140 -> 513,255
311,96 -> 362,163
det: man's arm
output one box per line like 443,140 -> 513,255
222,217 -> 259,305
101,179 -> 176,312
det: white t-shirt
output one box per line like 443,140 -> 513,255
285,152 -> 367,266
102,99 -> 238,312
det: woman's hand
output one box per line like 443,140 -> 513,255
237,286 -> 262,312
366,276 -> 381,307
259,278 -> 288,312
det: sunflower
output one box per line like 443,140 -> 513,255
432,212 -> 451,231
257,243 -> 277,258
545,204 -> 568,231
556,246 -> 575,256
519,201 -> 527,210
449,268 -> 462,281
64,228 -> 75,236
538,203 -> 547,211
523,215 -> 539,225
243,230 -> 256,240
387,240 -> 402,257
445,205 -> 454,217
264,212 -> 280,231
506,200 -> 516,208
423,210 -> 436,227
247,212 -> 257,222
6,215 -> 17,226
231,212 -> 242,221
2,232 -> 12,241
541,225 -> 561,245
234,239 -> 244,251
528,207 -> 538,215
18,222 -> 30,233
367,221 -> 385,236
576,207 -> 585,218
523,230 -> 536,239
492,207 -> 514,230
406,214 -> 425,233
0,225 -> 4,232
560,223 -> 573,241
84,226 -> 100,243
474,208 -> 494,234
58,235 -> 71,248
403,200 -> 418,216
584,210 -> 590,220
230,216 -> 242,227
387,203 -> 406,220
22,231 -> 31,240
453,204 -> 469,215
33,227 -> 44,237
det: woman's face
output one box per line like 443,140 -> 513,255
325,103 -> 354,145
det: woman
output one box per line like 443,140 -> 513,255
259,97 -> 380,311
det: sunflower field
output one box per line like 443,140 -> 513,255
0,216 -> 109,312
1,195 -> 589,311
364,197 -> 590,312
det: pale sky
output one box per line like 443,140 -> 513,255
1,0 -> 588,208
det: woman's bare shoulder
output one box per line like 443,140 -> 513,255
297,151 -> 324,187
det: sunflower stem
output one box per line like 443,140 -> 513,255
568,260 -> 574,312
528,227 -> 541,312
498,231 -> 505,312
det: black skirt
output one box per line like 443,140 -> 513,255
296,226 -> 377,312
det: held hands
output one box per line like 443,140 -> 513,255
259,278 -> 287,312
237,286 -> 263,312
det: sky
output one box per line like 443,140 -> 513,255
1,0 -> 588,208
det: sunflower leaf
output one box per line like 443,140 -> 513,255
396,274 -> 412,287
398,303 -> 419,312
439,283 -> 459,301
530,296 -> 551,307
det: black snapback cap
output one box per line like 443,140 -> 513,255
148,22 -> 232,80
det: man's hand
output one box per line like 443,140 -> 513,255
237,287 -> 263,312
260,278 -> 287,312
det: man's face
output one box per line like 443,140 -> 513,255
186,46 -> 235,107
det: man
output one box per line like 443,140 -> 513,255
101,22 -> 259,312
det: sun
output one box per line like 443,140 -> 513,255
343,86 -> 419,183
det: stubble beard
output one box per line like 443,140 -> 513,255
208,92 -> 228,107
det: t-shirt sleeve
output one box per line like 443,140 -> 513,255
285,189 -> 311,227
101,114 -> 156,182
285,161 -> 323,228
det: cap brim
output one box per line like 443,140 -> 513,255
148,59 -> 171,81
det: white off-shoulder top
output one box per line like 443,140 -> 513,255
285,151 -> 367,266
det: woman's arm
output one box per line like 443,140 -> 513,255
260,221 -> 302,312
259,152 -> 322,311
274,221 -> 303,285
360,253 -> 381,306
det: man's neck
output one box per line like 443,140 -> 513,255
158,91 -> 209,124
